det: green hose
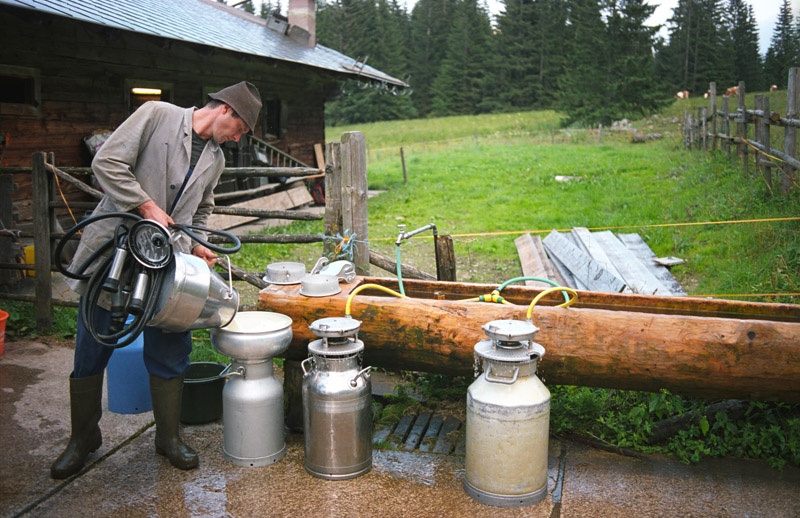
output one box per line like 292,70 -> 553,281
497,276 -> 570,303
395,245 -> 406,296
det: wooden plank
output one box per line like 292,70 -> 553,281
543,230 -> 627,293
432,416 -> 463,454
592,231 -> 671,296
314,143 -> 325,170
617,233 -> 687,296
403,412 -> 432,451
418,414 -> 444,453
571,227 -> 632,294
207,184 -> 308,230
515,233 -> 567,287
386,414 -> 414,449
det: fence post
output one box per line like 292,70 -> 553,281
782,67 -> 799,194
721,96 -> 731,158
31,151 -> 53,331
323,142 -> 342,259
736,81 -> 748,174
710,82 -> 718,151
699,107 -> 708,151
340,131 -> 369,275
754,94 -> 772,192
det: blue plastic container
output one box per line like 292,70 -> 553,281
107,319 -> 152,414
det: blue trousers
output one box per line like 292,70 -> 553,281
73,298 -> 191,379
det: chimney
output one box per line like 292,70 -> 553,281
287,0 -> 316,47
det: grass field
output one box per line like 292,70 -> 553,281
5,93 -> 798,468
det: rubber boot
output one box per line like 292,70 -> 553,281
50,373 -> 104,479
149,374 -> 198,470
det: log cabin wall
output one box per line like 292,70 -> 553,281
0,5 -> 335,229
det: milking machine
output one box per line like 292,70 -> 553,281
56,212 -> 241,345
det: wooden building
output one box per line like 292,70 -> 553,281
0,0 -> 406,227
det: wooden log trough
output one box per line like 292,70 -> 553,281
258,276 -> 800,402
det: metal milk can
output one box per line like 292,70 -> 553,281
210,311 -> 292,467
464,319 -> 550,507
302,317 -> 372,480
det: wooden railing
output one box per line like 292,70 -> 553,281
682,67 -> 799,195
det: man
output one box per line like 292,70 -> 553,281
51,81 -> 262,479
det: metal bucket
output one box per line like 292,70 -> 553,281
149,252 -> 238,332
180,362 -> 226,424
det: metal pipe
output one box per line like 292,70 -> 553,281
395,223 -> 437,245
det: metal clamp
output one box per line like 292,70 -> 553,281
349,366 -> 372,387
484,363 -> 519,385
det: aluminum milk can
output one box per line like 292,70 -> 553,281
465,319 -> 550,507
302,317 -> 372,480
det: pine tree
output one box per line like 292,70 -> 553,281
408,0 -> 460,116
557,0 -> 612,125
655,0 -> 730,95
763,0 -> 797,88
725,0 -> 763,91
490,0 -> 568,111
603,0 -> 669,118
429,0 -> 493,115
317,0 -> 416,124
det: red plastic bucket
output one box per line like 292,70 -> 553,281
0,308 -> 8,355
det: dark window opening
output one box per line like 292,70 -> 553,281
264,99 -> 281,139
0,76 -> 36,105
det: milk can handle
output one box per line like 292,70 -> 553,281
301,356 -> 315,375
349,366 -> 372,388
484,364 -> 519,385
223,365 -> 246,379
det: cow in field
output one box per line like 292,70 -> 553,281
724,86 -> 739,97
703,90 -> 711,99
770,85 -> 779,92
675,90 -> 690,99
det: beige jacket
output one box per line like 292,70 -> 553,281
67,101 -> 224,293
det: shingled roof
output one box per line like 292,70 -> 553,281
0,0 -> 408,88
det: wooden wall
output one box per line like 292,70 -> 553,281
0,5 -> 336,224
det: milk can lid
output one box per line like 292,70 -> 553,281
474,339 -> 545,363
309,317 -> 361,338
482,319 -> 539,342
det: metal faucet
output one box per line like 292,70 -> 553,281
395,223 -> 438,246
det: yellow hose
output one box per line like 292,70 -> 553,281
345,283 -> 407,316
526,286 -> 578,319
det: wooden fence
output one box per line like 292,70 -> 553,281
0,132 -> 375,330
682,67 -> 800,195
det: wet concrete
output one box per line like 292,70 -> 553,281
2,338 -> 800,518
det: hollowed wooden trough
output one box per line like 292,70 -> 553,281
258,276 -> 800,402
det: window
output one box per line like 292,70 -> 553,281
0,65 -> 41,116
126,80 -> 172,113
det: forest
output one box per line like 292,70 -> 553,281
243,0 -> 800,127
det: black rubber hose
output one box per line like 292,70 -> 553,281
171,223 -> 241,254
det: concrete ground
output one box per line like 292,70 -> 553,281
2,338 -> 800,518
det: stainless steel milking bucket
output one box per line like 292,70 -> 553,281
302,317 -> 372,480
465,319 -> 550,507
210,311 -> 292,467
149,252 -> 238,332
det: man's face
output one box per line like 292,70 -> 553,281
214,105 -> 250,144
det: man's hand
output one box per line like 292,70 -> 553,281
192,244 -> 219,267
136,200 -> 174,228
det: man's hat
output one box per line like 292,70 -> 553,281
208,81 -> 262,132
